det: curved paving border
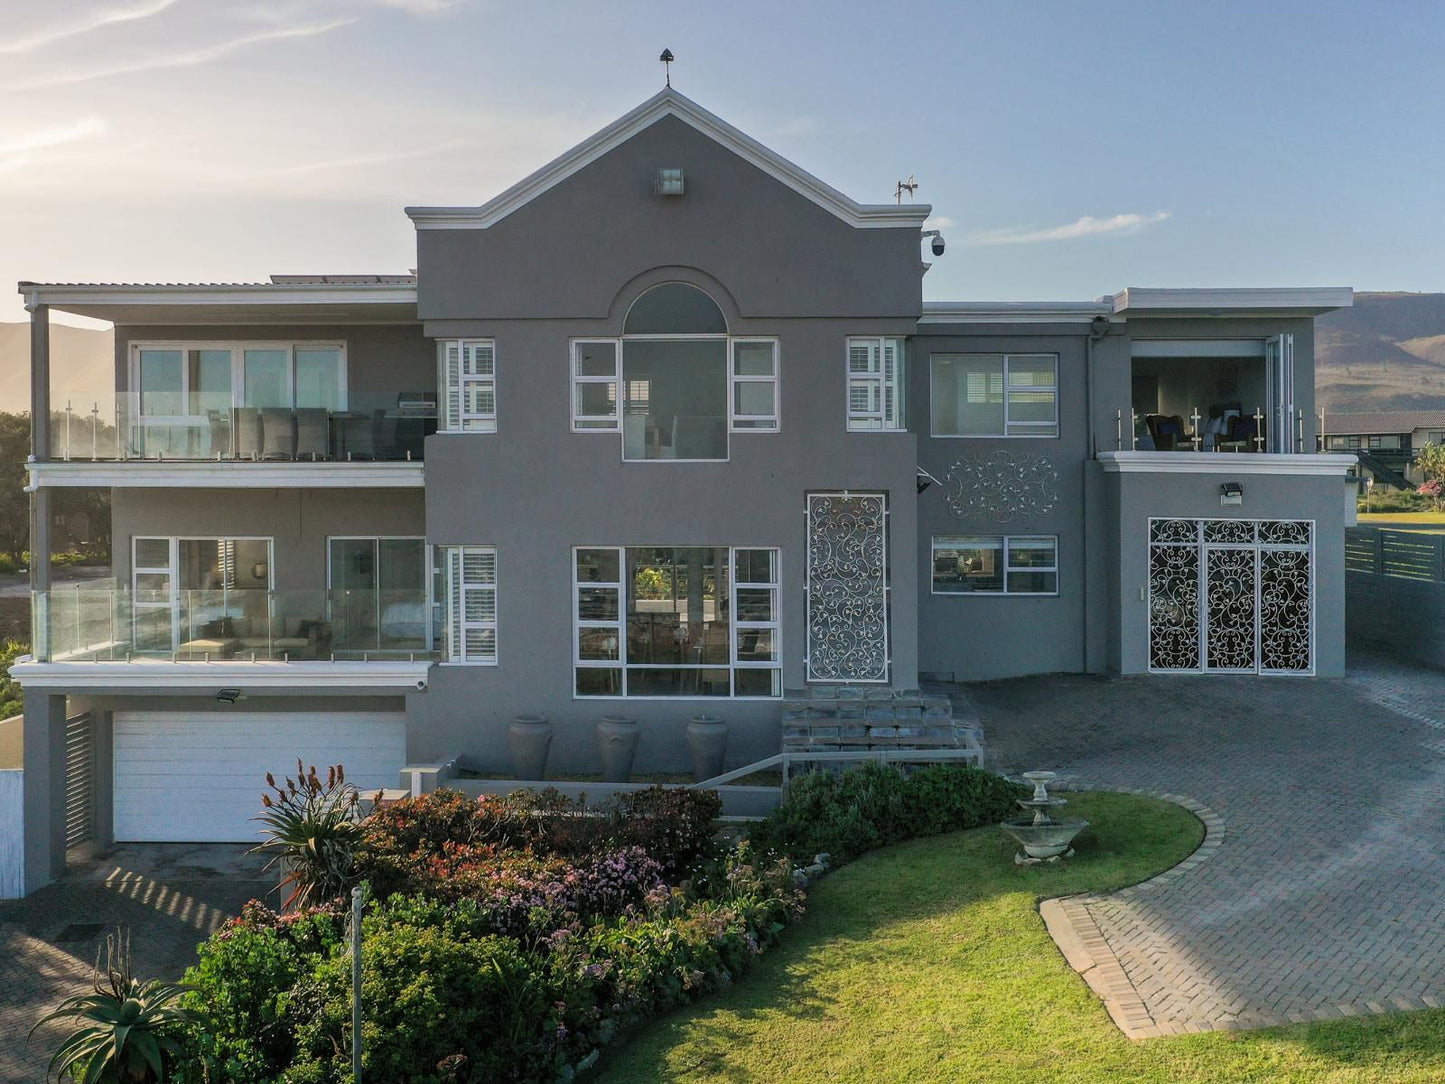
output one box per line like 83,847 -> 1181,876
1037,788 -> 1226,1040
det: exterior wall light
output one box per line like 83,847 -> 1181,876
1221,482 -> 1244,507
216,688 -> 245,704
655,168 -> 685,196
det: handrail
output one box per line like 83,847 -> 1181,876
688,746 -> 985,793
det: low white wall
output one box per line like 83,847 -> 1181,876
0,770 -> 22,898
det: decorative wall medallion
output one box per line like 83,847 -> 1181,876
945,452 -> 1059,523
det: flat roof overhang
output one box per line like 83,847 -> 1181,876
18,282 -> 420,326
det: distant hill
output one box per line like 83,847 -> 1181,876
0,322 -> 113,415
1317,293 -> 1445,412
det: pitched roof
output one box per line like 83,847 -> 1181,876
405,87 -> 931,232
1323,410 -> 1445,436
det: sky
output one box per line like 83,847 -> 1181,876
2,0 -> 1443,327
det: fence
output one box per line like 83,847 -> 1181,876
0,715 -> 20,898
1345,525 -> 1445,669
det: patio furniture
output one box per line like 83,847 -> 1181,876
1145,413 -> 1189,451
261,409 -> 296,459
232,407 -> 263,460
206,410 -> 232,458
295,408 -> 329,460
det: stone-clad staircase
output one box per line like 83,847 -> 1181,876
781,686 -> 984,763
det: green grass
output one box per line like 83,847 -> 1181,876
1358,512 -> 1445,527
597,793 -> 1445,1083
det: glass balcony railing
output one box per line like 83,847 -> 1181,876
32,585 -> 442,664
1113,406 -> 1309,454
46,391 -> 437,462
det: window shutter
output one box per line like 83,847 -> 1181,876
445,545 -> 497,664
442,342 -> 462,431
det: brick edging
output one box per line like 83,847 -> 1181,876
1037,787 -> 1224,1040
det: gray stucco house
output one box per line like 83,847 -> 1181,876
12,88 -> 1353,892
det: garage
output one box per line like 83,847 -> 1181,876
113,711 -> 407,842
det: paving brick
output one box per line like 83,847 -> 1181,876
961,650 -> 1445,1036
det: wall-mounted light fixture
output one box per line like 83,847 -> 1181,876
917,466 -> 943,494
654,168 -> 685,196
1220,482 -> 1244,507
216,688 -> 244,704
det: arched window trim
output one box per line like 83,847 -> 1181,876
622,281 -> 729,338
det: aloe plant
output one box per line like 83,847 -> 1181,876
252,760 -> 366,909
32,930 -> 196,1083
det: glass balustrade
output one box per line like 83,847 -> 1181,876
46,390 -> 437,462
32,585 -> 442,663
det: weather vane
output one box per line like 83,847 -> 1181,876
660,48 -> 674,87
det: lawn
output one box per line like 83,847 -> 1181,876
1357,512 -> 1445,526
597,793 -> 1445,1083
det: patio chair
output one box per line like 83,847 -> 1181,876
261,408 -> 296,460
206,410 -> 232,459
1145,413 -> 1188,452
294,408 -> 329,460
232,407 -> 263,460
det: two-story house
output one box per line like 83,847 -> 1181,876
12,88 -> 1353,893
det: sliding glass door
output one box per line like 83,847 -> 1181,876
328,538 -> 429,655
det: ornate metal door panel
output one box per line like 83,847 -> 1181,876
1204,547 -> 1258,671
806,492 -> 889,683
1148,519 -> 1313,675
1148,520 -> 1200,671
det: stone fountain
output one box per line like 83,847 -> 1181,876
1001,771 -> 1088,864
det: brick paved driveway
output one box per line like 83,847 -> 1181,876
967,649 -> 1445,1037
0,845 -> 270,1079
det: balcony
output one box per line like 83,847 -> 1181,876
32,585 -> 440,665
48,391 -> 436,463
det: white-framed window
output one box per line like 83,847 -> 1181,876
130,341 -> 346,416
931,535 -> 1058,595
438,340 -> 497,433
573,545 -> 781,698
569,283 -> 781,456
931,353 -> 1058,437
439,545 -> 497,664
730,339 -> 779,431
846,337 -> 906,431
130,535 -> 274,653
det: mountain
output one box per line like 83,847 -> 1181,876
0,322 -> 114,415
1316,292 -> 1445,413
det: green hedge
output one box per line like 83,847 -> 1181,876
747,762 -> 1025,865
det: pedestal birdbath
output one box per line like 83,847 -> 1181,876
1001,771 -> 1088,864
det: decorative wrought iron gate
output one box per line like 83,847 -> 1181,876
1148,519 -> 1313,674
805,492 -> 889,682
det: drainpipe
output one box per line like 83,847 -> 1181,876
1080,316 -> 1110,673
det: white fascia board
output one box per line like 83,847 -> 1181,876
405,88 -> 932,232
919,300 -> 1114,325
19,284 -> 418,308
27,460 -> 425,490
1111,287 -> 1355,315
1097,451 -> 1354,476
8,658 -> 433,690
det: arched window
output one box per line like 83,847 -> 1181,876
571,281 -> 778,458
624,283 -> 727,336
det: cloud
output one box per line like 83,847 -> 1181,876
923,215 -> 956,230
367,0 -> 464,12
0,19 -> 355,91
966,211 -> 1170,245
0,118 -> 106,156
0,0 -> 182,56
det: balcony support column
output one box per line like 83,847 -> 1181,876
28,301 -> 51,598
21,690 -> 68,893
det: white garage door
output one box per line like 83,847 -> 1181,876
114,711 -> 406,842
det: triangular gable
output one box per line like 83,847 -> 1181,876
405,88 -> 931,231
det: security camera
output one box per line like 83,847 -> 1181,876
922,229 -> 945,257
415,679 -> 428,691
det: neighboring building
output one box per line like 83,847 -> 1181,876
1319,410 -> 1445,486
11,88 -> 1354,891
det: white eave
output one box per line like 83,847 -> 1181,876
405,87 -> 932,232
18,281 -> 419,325
1097,451 -> 1354,475
27,460 -> 425,490
8,657 -> 434,691
1111,287 -> 1354,317
919,300 -> 1114,325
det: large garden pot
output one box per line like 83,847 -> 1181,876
597,716 -> 640,783
687,714 -> 728,783
509,714 -> 552,781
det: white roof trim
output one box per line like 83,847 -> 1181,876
27,460 -> 425,490
19,283 -> 417,308
406,88 -> 931,231
919,301 -> 1113,325
9,657 -> 433,690
1111,287 -> 1354,315
1097,451 -> 1353,476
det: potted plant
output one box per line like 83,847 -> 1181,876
509,714 -> 553,781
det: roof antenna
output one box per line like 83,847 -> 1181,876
895,175 -> 919,204
660,48 -> 674,87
